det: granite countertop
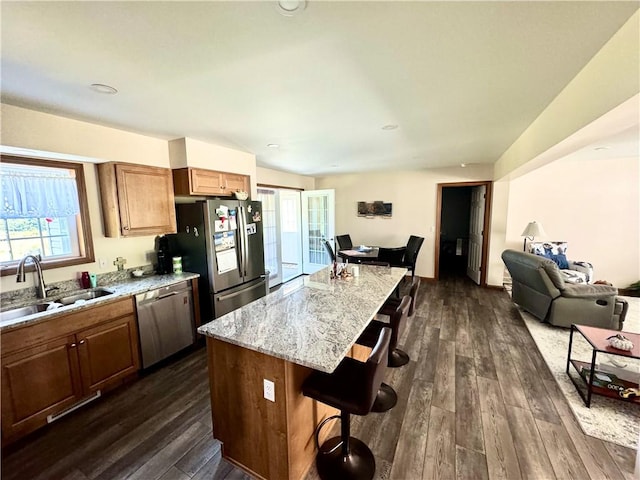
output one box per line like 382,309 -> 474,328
198,265 -> 407,373
0,272 -> 200,331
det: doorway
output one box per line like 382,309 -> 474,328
257,187 -> 335,287
435,181 -> 492,285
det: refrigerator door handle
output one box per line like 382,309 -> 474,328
238,205 -> 248,277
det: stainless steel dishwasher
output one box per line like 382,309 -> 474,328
135,280 -> 195,369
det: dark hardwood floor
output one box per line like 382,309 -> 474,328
2,272 -> 637,479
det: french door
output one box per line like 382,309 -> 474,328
258,188 -> 334,284
301,189 -> 335,274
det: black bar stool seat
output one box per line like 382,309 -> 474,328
302,328 -> 391,480
358,295 -> 411,369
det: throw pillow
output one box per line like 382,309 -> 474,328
529,241 -> 569,268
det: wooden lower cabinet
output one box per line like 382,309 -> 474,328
76,315 -> 139,394
1,335 -> 83,441
1,299 -> 140,445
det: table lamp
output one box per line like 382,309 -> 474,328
521,221 -> 546,251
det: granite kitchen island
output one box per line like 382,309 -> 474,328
198,265 -> 407,480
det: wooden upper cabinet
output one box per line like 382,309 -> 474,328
98,162 -> 177,237
173,167 -> 250,197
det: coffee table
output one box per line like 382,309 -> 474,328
566,324 -> 640,407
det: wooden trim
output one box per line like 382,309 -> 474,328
96,162 -> 120,237
257,184 -> 304,192
434,180 -> 493,286
0,155 -> 95,276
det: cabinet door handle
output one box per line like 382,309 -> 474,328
79,339 -> 86,345
70,343 -> 77,348
123,225 -> 130,230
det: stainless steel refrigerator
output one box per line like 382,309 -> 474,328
169,200 -> 267,321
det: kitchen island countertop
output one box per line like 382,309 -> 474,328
198,265 -> 406,373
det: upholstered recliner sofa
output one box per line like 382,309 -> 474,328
502,249 -> 628,330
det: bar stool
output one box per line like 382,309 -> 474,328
356,296 -> 411,412
302,328 -> 391,480
378,277 -> 420,319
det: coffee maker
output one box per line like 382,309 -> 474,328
155,235 -> 172,274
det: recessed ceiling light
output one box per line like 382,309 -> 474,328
460,163 -> 467,167
267,143 -> 280,148
276,0 -> 306,17
382,124 -> 398,130
90,83 -> 118,94
594,146 -> 610,151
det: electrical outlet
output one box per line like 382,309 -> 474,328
263,379 -> 275,402
99,258 -> 107,269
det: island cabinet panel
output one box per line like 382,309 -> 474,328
207,338 -> 336,480
173,167 -> 250,197
1,297 -> 140,445
98,162 -> 177,237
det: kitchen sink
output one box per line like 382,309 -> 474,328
0,288 -> 116,325
0,303 -> 50,323
56,288 -> 114,306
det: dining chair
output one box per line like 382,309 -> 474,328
404,235 -> 424,279
324,240 -> 336,262
377,247 -> 405,267
336,234 -> 353,250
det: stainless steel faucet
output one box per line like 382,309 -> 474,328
16,254 -> 48,298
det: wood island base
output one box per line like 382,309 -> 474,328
206,338 -> 371,480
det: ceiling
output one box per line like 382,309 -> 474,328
1,1 -> 638,176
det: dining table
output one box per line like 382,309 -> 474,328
197,263 -> 407,480
338,245 -> 379,263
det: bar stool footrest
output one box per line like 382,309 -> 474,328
371,382 -> 397,412
317,436 -> 376,480
389,349 -> 409,368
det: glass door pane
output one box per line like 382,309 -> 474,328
257,188 -> 282,287
301,189 -> 335,274
280,190 -> 302,282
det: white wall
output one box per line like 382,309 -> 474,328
495,11 -> 639,180
504,156 -> 639,288
256,166 -> 315,191
316,164 -> 494,279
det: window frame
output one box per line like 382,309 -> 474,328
0,155 -> 95,276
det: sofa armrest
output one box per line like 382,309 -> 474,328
613,297 -> 629,330
561,283 -> 617,299
567,260 -> 594,284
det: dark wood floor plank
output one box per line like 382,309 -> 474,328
543,381 -> 627,480
440,303 -> 456,341
466,301 -> 498,380
414,325 -> 441,383
455,355 -> 484,453
488,340 -> 529,410
158,466 -> 191,480
505,405 -> 556,480
455,303 -> 473,358
432,339 -> 456,412
476,376 -> 522,480
175,432 -> 222,476
455,445 -> 489,480
508,343 -> 561,425
536,418 -> 591,480
389,379 -> 433,480
603,441 -> 638,480
423,406 -> 456,480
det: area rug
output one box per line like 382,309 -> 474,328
519,296 -> 640,450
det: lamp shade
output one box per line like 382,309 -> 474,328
521,221 -> 546,238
